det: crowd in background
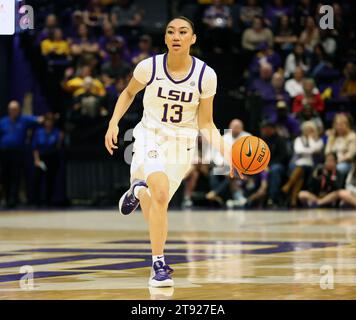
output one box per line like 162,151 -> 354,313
0,0 -> 356,209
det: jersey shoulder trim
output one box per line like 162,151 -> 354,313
198,62 -> 207,94
146,55 -> 156,86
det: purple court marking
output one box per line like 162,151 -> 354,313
0,240 -> 348,283
107,239 -> 346,246
0,254 -> 142,269
16,241 -> 343,255
0,271 -> 89,283
73,254 -> 212,271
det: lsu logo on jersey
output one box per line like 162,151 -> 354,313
157,87 -> 193,103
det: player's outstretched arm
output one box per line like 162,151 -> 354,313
105,77 -> 146,155
198,96 -> 244,180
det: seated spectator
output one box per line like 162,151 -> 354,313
271,101 -> 300,140
262,71 -> 291,117
249,41 -> 282,78
274,15 -> 298,55
66,10 -> 85,39
325,113 -> 356,179
207,119 -> 251,206
264,0 -> 293,29
293,0 -> 315,34
242,16 -> 274,52
260,120 -> 289,207
295,104 -> 324,135
70,24 -> 100,65
70,77 -> 107,123
285,66 -> 307,98
281,121 -> 323,207
239,0 -> 263,28
182,135 -> 212,208
202,0 -> 233,53
299,16 -> 320,53
104,76 -> 127,114
340,62 -> 356,104
0,101 -> 43,208
249,62 -> 273,95
309,43 -> 338,81
292,78 -> 324,114
98,22 -> 129,62
317,156 -> 356,208
298,153 -> 343,207
243,171 -> 269,208
40,28 -> 70,61
101,47 -> 131,82
110,0 -> 144,41
64,65 -> 106,97
320,29 -> 337,59
83,0 -> 109,36
37,14 -> 58,45
130,35 -> 154,65
32,113 -> 63,207
284,42 -> 311,78
331,2 -> 348,37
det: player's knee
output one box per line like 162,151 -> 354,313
339,189 -> 348,199
298,191 -> 307,199
151,188 -> 169,205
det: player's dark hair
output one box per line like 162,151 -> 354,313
166,16 -> 195,34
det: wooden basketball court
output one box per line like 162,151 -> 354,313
0,209 -> 355,299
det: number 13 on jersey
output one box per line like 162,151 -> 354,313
161,103 -> 183,123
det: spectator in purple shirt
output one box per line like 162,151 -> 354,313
239,0 -> 264,28
265,0 -> 292,29
202,0 -> 233,53
249,62 -> 273,96
271,101 -> 301,140
130,35 -> 154,66
249,41 -> 282,79
36,14 -> 58,45
70,24 -> 100,66
250,66 -> 291,117
98,22 -> 129,62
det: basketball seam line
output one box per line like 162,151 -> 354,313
239,136 -> 249,171
245,137 -> 260,172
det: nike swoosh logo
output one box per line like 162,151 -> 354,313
157,256 -> 164,259
156,77 -> 165,80
245,142 -> 252,157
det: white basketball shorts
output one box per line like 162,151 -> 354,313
130,122 -> 196,200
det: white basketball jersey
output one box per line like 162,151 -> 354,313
133,54 -> 217,141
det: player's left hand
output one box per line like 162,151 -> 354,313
230,166 -> 244,180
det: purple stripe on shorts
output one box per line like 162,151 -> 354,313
198,62 -> 207,94
147,55 -> 156,85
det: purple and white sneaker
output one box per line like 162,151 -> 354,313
149,261 -> 174,287
118,180 -> 147,215
164,264 -> 174,275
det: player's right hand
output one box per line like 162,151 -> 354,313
105,124 -> 119,155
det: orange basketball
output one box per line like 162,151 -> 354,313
232,136 -> 270,175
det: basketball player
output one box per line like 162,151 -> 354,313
105,16 -> 243,287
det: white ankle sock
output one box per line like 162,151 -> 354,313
133,185 -> 145,199
152,255 -> 165,266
